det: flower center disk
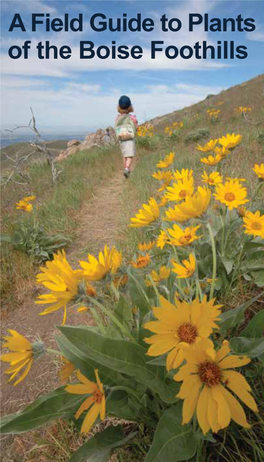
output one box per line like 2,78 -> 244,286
224,192 -> 235,202
252,222 -> 262,230
177,322 -> 197,344
198,361 -> 222,387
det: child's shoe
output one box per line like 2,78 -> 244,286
124,168 -> 130,178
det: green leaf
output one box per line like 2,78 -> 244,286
107,389 -> 141,421
59,326 -> 178,403
221,257 -> 234,275
69,425 -> 136,462
244,241 -> 264,254
251,270 -> 264,287
219,292 -> 264,335
144,403 -> 197,462
240,310 -> 264,338
56,335 -> 119,387
0,387 -> 83,434
230,337 -> 264,362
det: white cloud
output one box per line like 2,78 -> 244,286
247,30 -> 264,42
1,78 -> 225,129
1,1 -> 57,14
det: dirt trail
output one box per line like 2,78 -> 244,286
1,170 -> 129,419
70,171 -> 126,255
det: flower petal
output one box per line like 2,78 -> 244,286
211,385 -> 231,429
80,403 -> 100,434
219,384 -> 251,429
223,371 -> 258,412
196,386 -> 210,435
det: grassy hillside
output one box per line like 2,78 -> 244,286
1,74 -> 264,462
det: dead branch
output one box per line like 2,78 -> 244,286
242,111 -> 262,126
1,108 -> 62,187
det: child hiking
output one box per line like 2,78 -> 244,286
115,95 -> 138,178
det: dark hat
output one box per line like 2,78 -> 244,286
118,95 -> 131,109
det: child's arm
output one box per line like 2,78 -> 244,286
130,114 -> 138,129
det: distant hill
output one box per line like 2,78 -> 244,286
0,140 -> 69,170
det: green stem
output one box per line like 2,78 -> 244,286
195,278 -> 203,301
89,306 -> 106,335
46,348 -> 62,356
228,236 -> 246,291
127,271 -> 151,307
87,296 -> 136,343
148,275 -> 160,300
207,223 -> 217,300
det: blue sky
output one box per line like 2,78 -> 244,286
1,0 -> 264,130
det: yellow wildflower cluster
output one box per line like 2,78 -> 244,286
235,106 -> 252,114
137,123 -> 154,138
197,133 -> 242,166
1,116 -> 263,453
15,195 -> 36,213
164,121 -> 184,136
207,108 -> 220,121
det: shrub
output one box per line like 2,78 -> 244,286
185,128 -> 210,143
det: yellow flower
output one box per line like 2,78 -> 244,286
252,163 -> 264,180
237,206 -> 248,218
167,224 -> 202,246
80,245 -> 122,281
214,180 -> 248,211
172,253 -> 196,278
214,146 -> 230,158
66,369 -> 106,434
86,283 -> 96,297
218,133 -> 242,150
243,211 -> 264,239
174,339 -> 258,434
146,266 -> 170,286
1,329 -> 43,386
165,187 -> 211,222
130,254 -> 150,269
130,197 -> 160,228
157,230 -> 170,249
152,170 -> 173,182
36,250 -> 84,325
24,195 -> 36,202
156,152 -> 174,169
77,306 -> 90,313
200,154 -> 222,166
196,139 -> 218,152
156,171 -> 173,192
60,356 -> 76,383
138,241 -> 156,251
165,177 -> 194,202
157,195 -> 168,207
144,296 -> 221,371
202,171 -> 223,186
226,177 -> 246,183
15,200 -> 33,212
113,274 -> 128,288
173,168 -> 193,181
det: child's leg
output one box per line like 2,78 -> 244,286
125,157 -> 132,170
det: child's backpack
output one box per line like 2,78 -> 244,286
115,115 -> 136,141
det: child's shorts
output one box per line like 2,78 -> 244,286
119,139 -> 136,158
